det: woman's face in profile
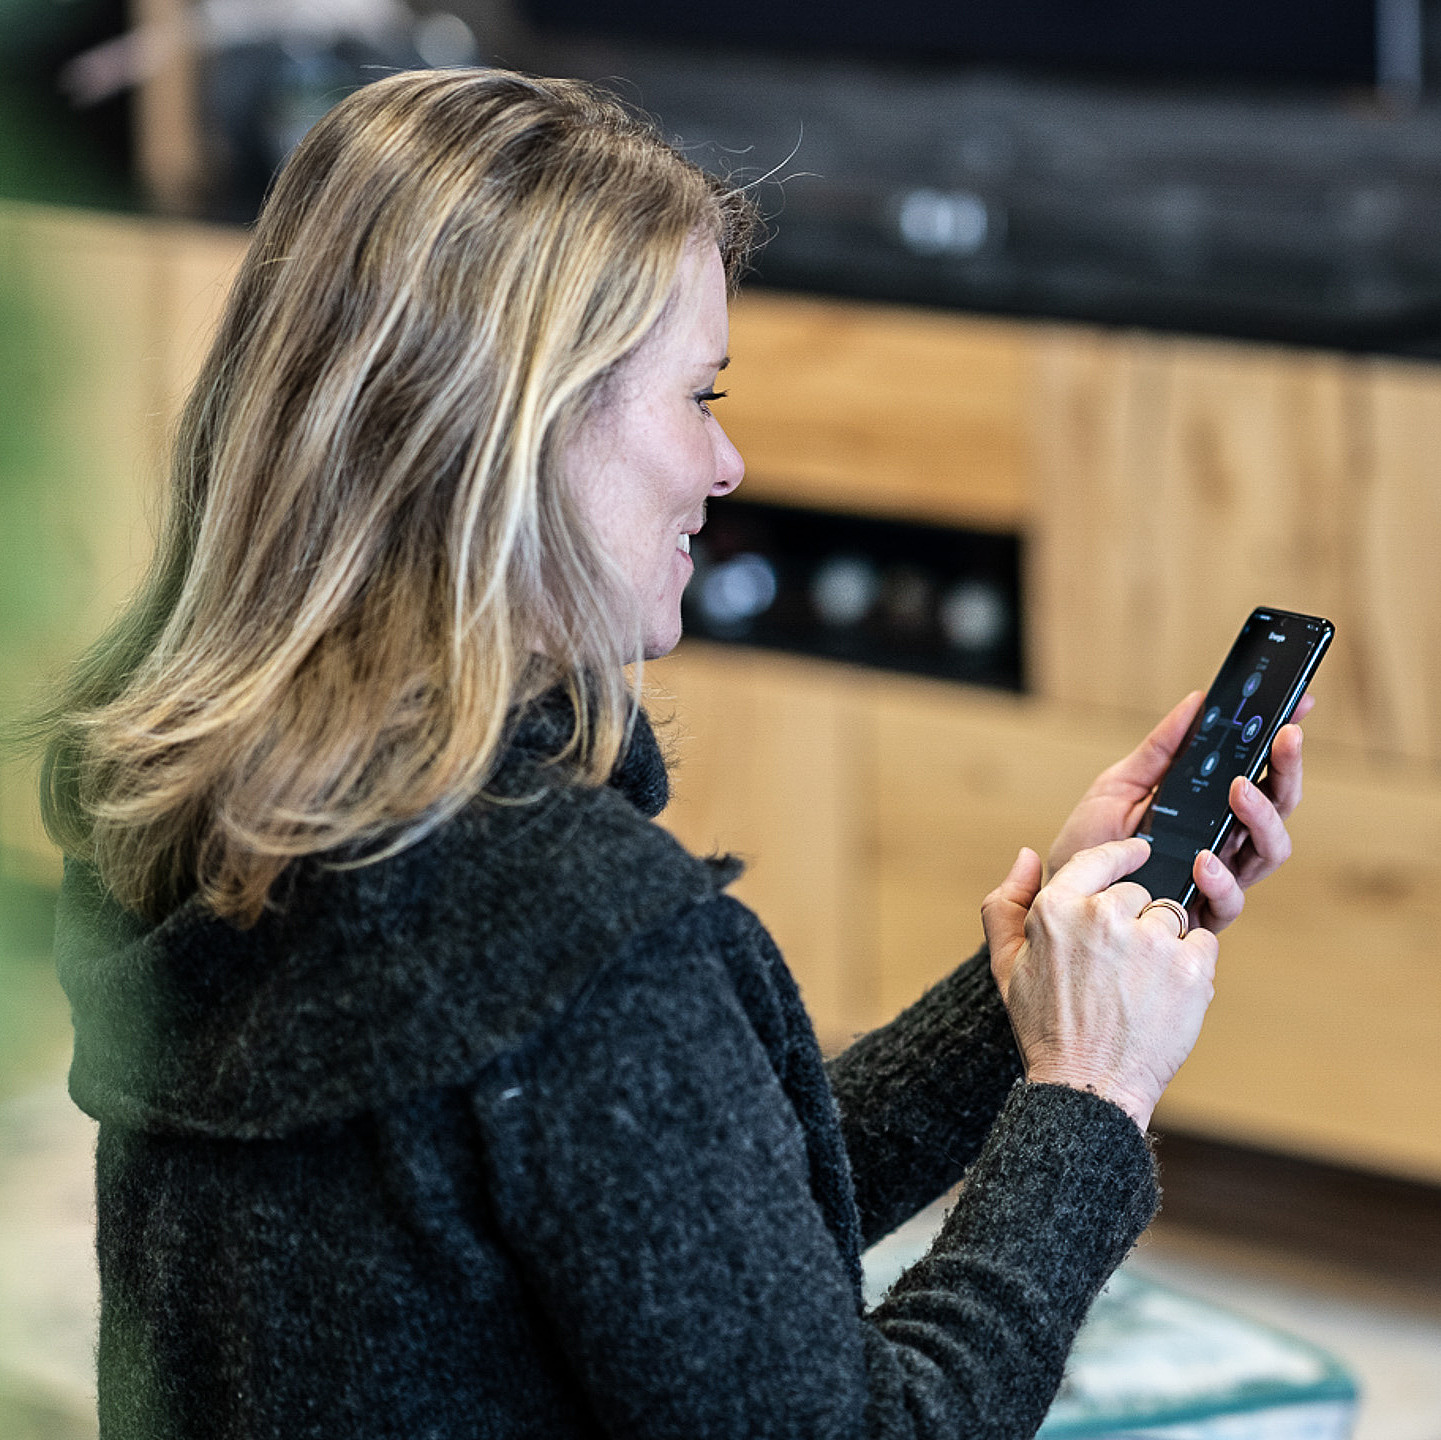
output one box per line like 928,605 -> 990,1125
566,240 -> 744,659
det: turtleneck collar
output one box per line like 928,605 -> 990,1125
507,686 -> 670,819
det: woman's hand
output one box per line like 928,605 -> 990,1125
983,840 -> 1221,1133
1047,690 -> 1314,933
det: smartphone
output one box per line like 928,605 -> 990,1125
1130,607 -> 1333,908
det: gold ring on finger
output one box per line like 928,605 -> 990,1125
1139,897 -> 1189,939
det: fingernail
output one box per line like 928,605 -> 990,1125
1204,852 -> 1222,876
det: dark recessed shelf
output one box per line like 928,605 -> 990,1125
683,496 -> 1023,690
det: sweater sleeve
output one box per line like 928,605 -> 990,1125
477,908 -> 1156,1440
827,945 -> 1026,1247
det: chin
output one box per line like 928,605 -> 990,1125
641,615 -> 685,661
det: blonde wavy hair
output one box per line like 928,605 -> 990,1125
39,68 -> 759,926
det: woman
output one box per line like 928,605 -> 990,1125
44,69 -> 1307,1438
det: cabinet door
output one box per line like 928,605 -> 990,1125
1344,357 -> 1441,764
724,290 -> 1033,530
656,643 -> 1441,1183
1155,747 -> 1441,1181
1027,326 -> 1369,745
866,676 -> 1136,1027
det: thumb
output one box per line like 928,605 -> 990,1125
1119,690 -> 1204,795
982,847 -> 1043,989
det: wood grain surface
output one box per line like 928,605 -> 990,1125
723,289 -> 1032,531
657,645 -> 1441,1182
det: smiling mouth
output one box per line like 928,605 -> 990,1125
679,507 -> 706,555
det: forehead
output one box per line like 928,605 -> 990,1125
637,241 -> 729,370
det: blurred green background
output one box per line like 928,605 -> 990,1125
0,229 -> 79,1096
0,245 -> 94,1439
0,0 -> 137,212
0,3 -> 176,1410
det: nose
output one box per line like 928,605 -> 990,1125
709,423 -> 744,497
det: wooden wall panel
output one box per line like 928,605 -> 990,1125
865,675 -> 1137,1029
1157,748 -> 1441,1183
724,290 -> 1033,531
1139,341 -> 1365,755
1026,326 -> 1171,715
1028,326 -> 1364,752
1342,358 -> 1441,763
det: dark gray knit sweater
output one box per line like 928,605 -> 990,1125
57,698 -> 1158,1439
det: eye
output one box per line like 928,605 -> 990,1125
695,388 -> 728,416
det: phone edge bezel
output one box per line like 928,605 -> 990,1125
1173,614 -> 1335,909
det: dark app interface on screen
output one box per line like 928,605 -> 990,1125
1132,611 -> 1327,901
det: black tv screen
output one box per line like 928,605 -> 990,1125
521,0 -> 1412,90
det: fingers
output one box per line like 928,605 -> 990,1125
1229,772 -> 1294,871
1190,849 -> 1245,932
1191,761 -> 1298,932
1262,721 -> 1304,821
1113,691 -> 1205,797
1182,922 -> 1221,971
1048,692 -> 1218,878
1007,839 -> 1221,1132
1191,697 -> 1311,925
982,848 -> 1043,990
986,846 -> 1044,912
1048,836 -> 1154,898
1137,896 -> 1189,940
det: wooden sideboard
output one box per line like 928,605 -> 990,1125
4,200 -> 1440,1181
652,645 -> 1441,1184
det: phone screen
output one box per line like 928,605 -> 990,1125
1130,607 -> 1333,907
